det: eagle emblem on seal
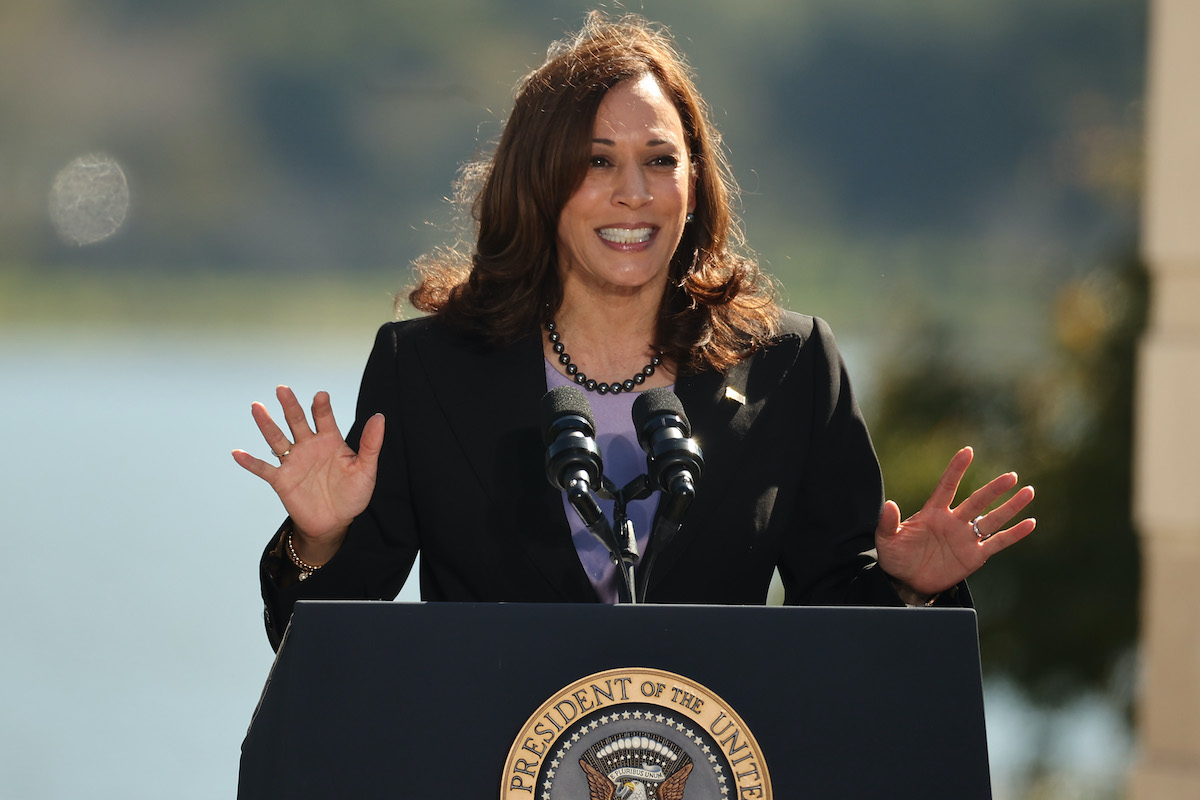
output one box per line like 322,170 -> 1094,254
579,733 -> 695,800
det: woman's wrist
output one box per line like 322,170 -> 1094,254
286,524 -> 347,576
889,577 -> 939,608
286,531 -> 324,580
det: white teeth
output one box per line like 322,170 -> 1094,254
598,227 -> 654,244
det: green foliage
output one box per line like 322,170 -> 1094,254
870,256 -> 1146,706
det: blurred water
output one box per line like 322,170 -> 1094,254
0,327 -> 1127,799
0,326 -> 418,799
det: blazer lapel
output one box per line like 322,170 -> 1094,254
646,342 -> 796,594
413,323 -> 599,602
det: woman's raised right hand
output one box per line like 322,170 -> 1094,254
232,385 -> 384,564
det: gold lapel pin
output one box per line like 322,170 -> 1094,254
724,386 -> 747,405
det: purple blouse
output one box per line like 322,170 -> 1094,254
544,360 -> 667,603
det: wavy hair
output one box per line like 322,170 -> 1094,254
408,11 -> 780,373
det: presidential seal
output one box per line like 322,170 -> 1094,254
502,667 -> 771,800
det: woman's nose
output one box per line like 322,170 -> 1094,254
612,164 -> 652,209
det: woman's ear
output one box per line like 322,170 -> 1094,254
687,158 -> 698,215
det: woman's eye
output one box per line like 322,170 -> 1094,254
650,155 -> 680,168
588,156 -> 612,168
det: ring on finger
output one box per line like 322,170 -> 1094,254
273,448 -> 292,460
972,515 -> 986,540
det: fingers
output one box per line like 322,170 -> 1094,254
252,386 -> 331,454
957,471 -> 1021,522
928,447 -> 1034,534
978,516 -> 1037,557
925,446 -> 974,510
240,387 -> 371,480
231,448 -> 275,482
310,390 -> 341,437
250,401 -> 294,458
971,484 -> 1035,539
277,385 -> 315,443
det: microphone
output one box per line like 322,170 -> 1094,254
540,386 -> 610,539
632,388 -> 704,509
541,386 -> 636,603
632,388 -> 704,599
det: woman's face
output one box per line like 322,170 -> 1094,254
555,74 -> 695,301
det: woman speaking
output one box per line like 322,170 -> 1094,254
233,12 -> 1035,651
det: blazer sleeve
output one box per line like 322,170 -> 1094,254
259,322 -> 421,651
775,317 -> 967,609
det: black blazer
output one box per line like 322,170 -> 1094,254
260,312 -> 924,649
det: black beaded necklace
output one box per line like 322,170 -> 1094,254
546,320 -> 662,395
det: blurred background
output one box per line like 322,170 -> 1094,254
1,1 -> 1145,797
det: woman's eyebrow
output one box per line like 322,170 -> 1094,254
591,137 -> 676,147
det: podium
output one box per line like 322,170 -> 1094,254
239,601 -> 992,799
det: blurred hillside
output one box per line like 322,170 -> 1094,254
1,0 -> 1142,289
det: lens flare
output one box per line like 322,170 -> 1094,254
48,153 -> 130,245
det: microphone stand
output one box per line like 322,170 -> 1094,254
596,475 -> 653,604
634,494 -> 692,601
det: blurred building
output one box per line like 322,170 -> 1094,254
1130,1 -> 1200,796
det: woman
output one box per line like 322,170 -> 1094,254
234,12 -> 1034,651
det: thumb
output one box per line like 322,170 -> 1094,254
875,500 -> 902,541
356,413 -> 386,467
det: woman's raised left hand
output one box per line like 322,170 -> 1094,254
874,446 -> 1036,600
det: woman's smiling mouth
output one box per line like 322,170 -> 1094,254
598,226 -> 655,244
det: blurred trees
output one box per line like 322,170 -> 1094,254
1,0 -> 1144,280
870,255 -> 1146,707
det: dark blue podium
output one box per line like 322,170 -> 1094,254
239,601 -> 991,799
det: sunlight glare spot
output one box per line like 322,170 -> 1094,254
48,153 -> 130,246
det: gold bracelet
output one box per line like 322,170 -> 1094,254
286,531 -> 323,581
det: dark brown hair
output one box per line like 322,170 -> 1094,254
409,11 -> 780,373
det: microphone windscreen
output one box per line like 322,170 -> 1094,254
540,386 -> 596,444
631,387 -> 690,436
